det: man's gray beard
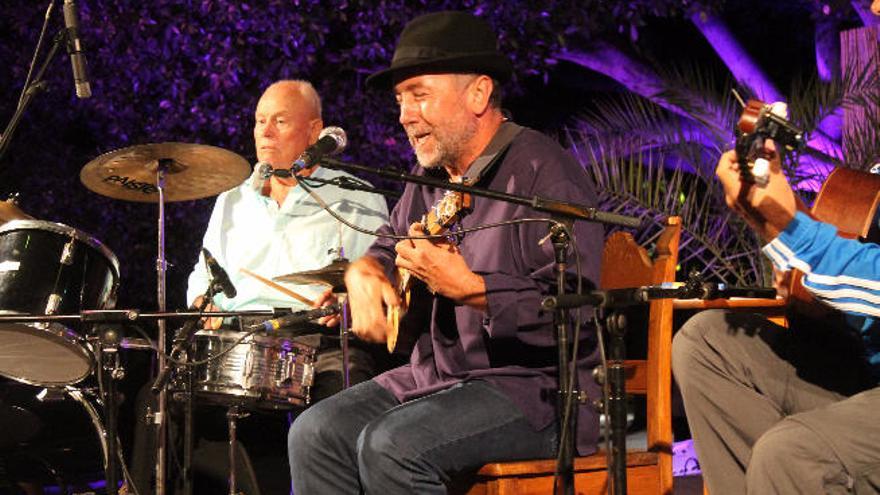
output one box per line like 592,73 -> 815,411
414,148 -> 449,169
412,118 -> 478,170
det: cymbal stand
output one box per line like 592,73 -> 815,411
154,159 -> 170,495
226,406 -> 249,495
334,242 -> 350,389
338,292 -> 350,389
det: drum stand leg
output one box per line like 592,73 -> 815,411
226,406 -> 249,495
183,353 -> 194,495
98,329 -> 124,495
338,293 -> 350,389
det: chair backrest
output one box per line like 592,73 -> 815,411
600,216 -> 681,491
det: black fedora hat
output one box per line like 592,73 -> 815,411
366,11 -> 513,89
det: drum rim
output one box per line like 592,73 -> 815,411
0,219 -> 121,279
0,322 -> 95,387
194,328 -> 318,355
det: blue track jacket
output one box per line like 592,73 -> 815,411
763,211 -> 880,378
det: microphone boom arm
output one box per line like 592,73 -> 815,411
320,158 -> 640,228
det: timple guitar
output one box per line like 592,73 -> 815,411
385,190 -> 472,352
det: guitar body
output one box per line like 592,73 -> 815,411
386,275 -> 434,354
386,190 -> 472,353
788,167 -> 880,314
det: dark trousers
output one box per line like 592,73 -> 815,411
672,309 -> 880,494
288,379 -> 558,495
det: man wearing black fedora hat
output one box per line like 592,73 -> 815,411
289,11 -> 605,493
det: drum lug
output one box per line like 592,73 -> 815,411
243,350 -> 254,380
301,362 -> 315,387
45,293 -> 62,314
146,407 -> 163,425
280,354 -> 294,386
61,236 -> 76,265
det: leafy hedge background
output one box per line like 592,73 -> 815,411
1,0 -> 876,310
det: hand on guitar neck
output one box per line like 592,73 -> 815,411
716,140 -> 798,241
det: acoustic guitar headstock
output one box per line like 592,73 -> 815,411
734,95 -> 805,187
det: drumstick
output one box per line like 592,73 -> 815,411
238,267 -> 316,306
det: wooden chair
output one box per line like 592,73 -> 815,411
462,216 -> 681,495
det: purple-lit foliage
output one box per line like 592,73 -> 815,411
0,0 -> 707,308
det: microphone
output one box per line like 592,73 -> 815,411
250,304 -> 340,332
62,0 -> 91,99
291,127 -> 347,172
201,248 -> 237,298
257,161 -> 273,179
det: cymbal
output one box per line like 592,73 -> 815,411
274,258 -> 349,292
0,199 -> 33,224
80,142 -> 251,202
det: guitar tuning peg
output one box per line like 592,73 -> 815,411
751,158 -> 771,187
767,101 -> 789,120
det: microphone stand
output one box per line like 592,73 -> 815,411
542,275 -> 777,495
151,283 -> 218,495
0,28 -> 68,164
549,222 -> 576,494
313,157 -> 640,495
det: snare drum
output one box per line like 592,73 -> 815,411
0,220 -> 119,387
192,329 -> 316,409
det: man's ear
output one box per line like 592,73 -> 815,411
308,118 -> 324,143
467,75 -> 493,115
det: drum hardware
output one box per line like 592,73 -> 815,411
0,194 -> 34,225
79,143 -> 251,203
192,329 -> 317,409
273,257 -> 352,388
0,219 -> 119,388
226,406 -> 249,495
0,308 -> 269,494
273,257 -> 349,293
96,324 -> 124,495
151,285 -> 215,495
80,141 -> 249,495
65,385 -> 141,495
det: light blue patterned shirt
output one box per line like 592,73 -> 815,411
186,166 -> 389,311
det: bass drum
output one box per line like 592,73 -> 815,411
0,220 -> 119,387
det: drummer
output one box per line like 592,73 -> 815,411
131,80 -> 388,493
186,79 -> 389,398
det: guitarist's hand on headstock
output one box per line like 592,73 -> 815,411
395,223 -> 487,310
716,141 -> 797,240
344,256 -> 399,343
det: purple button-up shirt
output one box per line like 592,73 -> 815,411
368,126 -> 604,455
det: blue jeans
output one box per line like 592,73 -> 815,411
288,379 -> 558,494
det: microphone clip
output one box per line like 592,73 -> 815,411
258,162 -> 298,179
